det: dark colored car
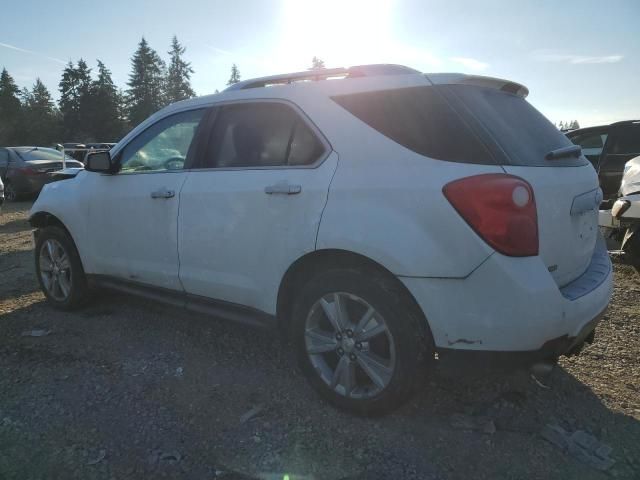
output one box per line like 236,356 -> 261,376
0,147 -> 83,201
567,120 -> 640,203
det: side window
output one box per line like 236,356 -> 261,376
569,131 -> 608,165
206,102 -> 324,168
609,127 -> 640,155
119,109 -> 204,174
288,120 -> 326,166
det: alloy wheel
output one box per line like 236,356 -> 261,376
39,239 -> 72,301
304,292 -> 396,399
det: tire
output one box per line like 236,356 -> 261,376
35,226 -> 90,310
291,267 -> 433,416
4,182 -> 18,202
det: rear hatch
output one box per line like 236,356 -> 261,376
15,148 -> 83,172
433,77 -> 600,287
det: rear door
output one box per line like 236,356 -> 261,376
444,84 -> 600,287
599,123 -> 640,199
178,100 -> 337,314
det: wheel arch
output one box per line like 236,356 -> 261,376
29,212 -> 81,258
276,248 -> 433,345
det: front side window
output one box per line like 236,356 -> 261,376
205,102 -> 324,168
119,109 -> 204,173
569,130 -> 609,167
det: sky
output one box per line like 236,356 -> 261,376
1,0 -> 638,127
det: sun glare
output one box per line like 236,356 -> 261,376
278,0 -> 395,70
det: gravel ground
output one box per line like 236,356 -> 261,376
0,201 -> 638,480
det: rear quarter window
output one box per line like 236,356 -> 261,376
445,85 -> 588,167
331,86 -> 496,164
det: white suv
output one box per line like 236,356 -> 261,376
30,65 -> 612,414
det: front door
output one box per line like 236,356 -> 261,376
86,108 -> 205,290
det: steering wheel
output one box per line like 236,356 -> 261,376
164,156 -> 185,170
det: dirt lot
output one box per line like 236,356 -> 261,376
0,201 -> 638,480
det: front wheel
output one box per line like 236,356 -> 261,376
292,268 -> 433,416
35,226 -> 90,309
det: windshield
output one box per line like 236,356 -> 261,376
14,147 -> 75,162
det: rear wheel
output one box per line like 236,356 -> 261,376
292,267 -> 433,415
35,226 -> 90,309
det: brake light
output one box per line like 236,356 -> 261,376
443,174 -> 538,257
20,166 -> 40,176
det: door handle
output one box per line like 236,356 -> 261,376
265,183 -> 302,195
150,188 -> 175,199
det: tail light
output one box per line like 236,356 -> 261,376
443,173 -> 538,257
20,166 -> 40,176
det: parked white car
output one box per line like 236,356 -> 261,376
599,155 -> 640,268
29,65 -> 612,414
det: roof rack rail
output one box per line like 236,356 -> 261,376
224,64 -> 420,91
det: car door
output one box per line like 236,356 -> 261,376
599,123 -> 640,198
178,100 -> 338,315
86,108 -> 206,290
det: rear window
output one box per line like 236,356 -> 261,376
446,85 -> 587,167
331,86 -> 496,164
14,147 -> 74,162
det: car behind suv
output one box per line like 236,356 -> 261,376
0,147 -> 84,201
29,65 -> 612,414
567,120 -> 640,203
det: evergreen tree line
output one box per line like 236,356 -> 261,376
557,120 -> 581,131
0,35 -> 197,146
1,48 -> 326,147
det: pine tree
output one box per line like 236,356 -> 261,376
59,59 -> 92,140
227,64 -> 241,86
23,79 -> 60,145
0,68 -> 23,145
165,36 -> 195,103
116,88 -> 128,132
311,56 -> 326,69
126,37 -> 167,127
75,59 -> 93,139
85,60 -> 125,141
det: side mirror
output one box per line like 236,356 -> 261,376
85,151 -> 116,173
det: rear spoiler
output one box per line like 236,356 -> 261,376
425,73 -> 529,98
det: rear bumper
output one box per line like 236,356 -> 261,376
400,234 -> 613,354
10,175 -> 53,195
437,306 -> 604,368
